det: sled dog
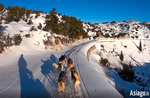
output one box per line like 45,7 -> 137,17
70,67 -> 80,92
67,58 -> 73,70
58,71 -> 66,92
58,54 -> 67,66
53,54 -> 67,70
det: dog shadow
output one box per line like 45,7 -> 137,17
50,54 -> 62,74
41,54 -> 60,87
18,54 -> 50,98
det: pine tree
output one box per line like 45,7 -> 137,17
38,23 -> 42,30
0,24 -> 4,40
58,12 -> 62,16
139,40 -> 142,52
27,19 -> 33,25
13,34 -> 22,45
120,51 -> 124,61
0,4 -> 4,11
5,34 -> 12,48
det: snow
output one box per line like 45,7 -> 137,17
89,39 -> 150,98
0,37 -> 123,98
3,37 -> 150,98
83,20 -> 150,39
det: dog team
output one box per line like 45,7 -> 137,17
53,54 -> 81,93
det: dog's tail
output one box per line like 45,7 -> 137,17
58,82 -> 65,92
53,63 -> 59,68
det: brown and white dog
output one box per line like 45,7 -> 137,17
58,71 -> 66,92
58,54 -> 67,67
53,54 -> 67,70
67,58 -> 73,70
70,67 -> 80,92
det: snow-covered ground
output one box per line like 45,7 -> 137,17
1,37 -> 150,98
0,37 -> 124,98
83,20 -> 150,39
89,39 -> 150,98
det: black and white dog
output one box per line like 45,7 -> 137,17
53,54 -> 67,70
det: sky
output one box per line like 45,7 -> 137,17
0,0 -> 150,23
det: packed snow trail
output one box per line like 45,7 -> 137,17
65,40 -> 123,98
0,40 -> 123,98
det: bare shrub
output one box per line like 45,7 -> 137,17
0,45 -> 4,53
99,58 -> 110,68
30,26 -> 37,31
66,39 -> 72,45
25,34 -> 30,38
118,62 -> 135,82
101,45 -> 104,48
55,39 -> 60,45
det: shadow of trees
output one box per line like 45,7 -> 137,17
105,56 -> 150,97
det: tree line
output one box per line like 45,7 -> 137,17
1,4 -> 87,40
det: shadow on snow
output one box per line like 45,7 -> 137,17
41,54 -> 59,87
18,54 -> 50,98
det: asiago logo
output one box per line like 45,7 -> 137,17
130,90 -> 149,98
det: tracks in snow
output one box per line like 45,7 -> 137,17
63,40 -> 95,98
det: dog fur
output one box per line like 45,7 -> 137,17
70,67 -> 80,92
67,58 -> 73,70
58,71 -> 66,92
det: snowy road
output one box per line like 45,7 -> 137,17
65,40 -> 123,98
0,40 -> 123,98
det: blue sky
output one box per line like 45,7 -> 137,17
0,0 -> 150,23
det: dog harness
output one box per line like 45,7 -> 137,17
68,60 -> 72,64
60,74 -> 65,78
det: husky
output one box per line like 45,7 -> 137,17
53,54 -> 67,70
58,54 -> 67,66
70,67 -> 81,92
67,58 -> 73,70
58,71 -> 66,92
